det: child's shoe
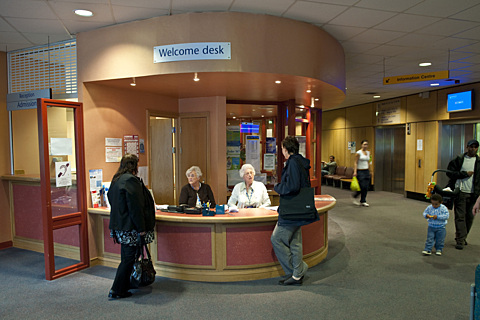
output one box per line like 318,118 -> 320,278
422,250 -> 431,255
435,251 -> 442,256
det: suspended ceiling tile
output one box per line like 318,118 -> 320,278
230,0 -> 295,16
172,0 -> 233,11
418,19 -> 479,37
283,2 -> 347,24
62,19 -> 115,34
51,3 -> 115,23
354,0 -> 422,12
374,13 -> 441,33
451,3 -> 480,22
406,0 -> 480,17
388,33 -> 444,47
328,7 -> 396,28
5,17 -> 67,34
0,18 -> 15,32
22,32 -> 73,45
111,0 -> 171,9
0,0 -> 57,19
340,41 -> 379,54
348,29 -> 406,44
112,5 -> 170,23
454,26 -> 480,40
321,24 -> 367,41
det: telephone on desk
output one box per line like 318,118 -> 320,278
161,204 -> 202,214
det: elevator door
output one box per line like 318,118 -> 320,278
437,123 -> 479,188
375,126 -> 405,194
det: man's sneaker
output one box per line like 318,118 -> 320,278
435,251 -> 442,256
455,243 -> 464,250
361,202 -> 370,207
353,200 -> 360,206
422,250 -> 431,255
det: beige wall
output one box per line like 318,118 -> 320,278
179,96 -> 227,204
322,82 -> 480,193
83,83 -> 178,257
77,12 -> 345,96
0,51 -> 12,245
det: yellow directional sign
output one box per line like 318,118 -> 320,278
383,70 -> 449,85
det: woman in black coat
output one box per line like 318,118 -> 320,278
108,154 -> 155,299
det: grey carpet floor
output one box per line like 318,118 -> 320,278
1,186 -> 478,320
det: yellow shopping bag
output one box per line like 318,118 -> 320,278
350,176 -> 361,192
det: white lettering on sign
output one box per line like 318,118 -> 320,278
154,42 -> 231,63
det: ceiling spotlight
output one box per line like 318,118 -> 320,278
314,98 -> 319,101
193,72 -> 200,82
74,9 -> 93,17
306,89 -> 311,93
419,62 -> 432,67
275,80 -> 281,84
130,77 -> 136,86
373,95 -> 381,98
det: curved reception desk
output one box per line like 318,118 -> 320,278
89,195 -> 335,282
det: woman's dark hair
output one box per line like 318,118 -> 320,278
111,153 -> 139,184
361,139 -> 368,145
282,136 -> 299,154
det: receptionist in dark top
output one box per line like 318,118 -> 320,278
179,166 -> 216,208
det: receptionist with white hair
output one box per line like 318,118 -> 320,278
228,164 -> 271,210
179,166 -> 216,208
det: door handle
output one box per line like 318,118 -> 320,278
418,159 -> 421,168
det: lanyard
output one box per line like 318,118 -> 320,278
245,186 -> 254,205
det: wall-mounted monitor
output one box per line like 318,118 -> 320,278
240,122 -> 259,133
447,90 -> 474,113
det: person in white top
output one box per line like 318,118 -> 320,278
228,164 -> 271,210
447,139 -> 480,250
353,140 -> 371,207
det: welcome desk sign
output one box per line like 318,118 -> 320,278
154,42 -> 231,63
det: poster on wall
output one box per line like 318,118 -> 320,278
246,135 -> 261,174
264,153 -> 275,171
297,136 -> 306,158
50,138 -> 72,156
89,169 -> 103,191
376,99 -> 401,125
56,161 -> 72,187
124,135 -> 139,157
266,137 -> 276,154
106,147 -> 122,162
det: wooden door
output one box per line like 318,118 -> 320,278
150,117 -> 175,205
37,99 -> 89,280
179,114 -> 208,194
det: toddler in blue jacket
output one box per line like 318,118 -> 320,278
422,194 -> 450,256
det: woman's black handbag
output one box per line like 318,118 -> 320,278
278,187 -> 317,220
130,236 -> 156,288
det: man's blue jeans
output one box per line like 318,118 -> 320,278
424,226 -> 446,252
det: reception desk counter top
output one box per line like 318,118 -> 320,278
89,195 -> 335,282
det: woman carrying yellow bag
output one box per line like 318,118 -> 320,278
352,140 -> 371,207
350,176 -> 361,192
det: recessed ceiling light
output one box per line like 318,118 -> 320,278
373,95 -> 381,98
74,9 -> 93,17
275,80 -> 281,84
306,89 -> 311,93
419,62 -> 432,67
430,83 -> 440,86
314,98 -> 319,101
